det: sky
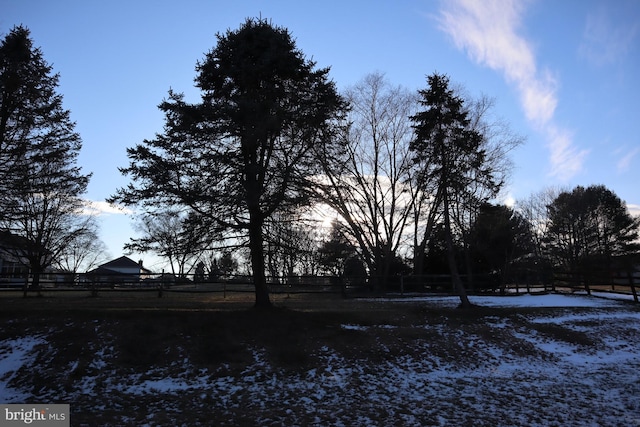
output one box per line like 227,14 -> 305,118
3,0 -> 640,270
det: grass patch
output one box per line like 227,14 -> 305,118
528,322 -> 598,347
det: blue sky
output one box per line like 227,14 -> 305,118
3,0 -> 639,268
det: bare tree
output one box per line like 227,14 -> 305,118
517,187 -> 564,263
127,210 -> 211,278
54,215 -> 109,275
264,210 -> 322,279
316,72 -> 417,290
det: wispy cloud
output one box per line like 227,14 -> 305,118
83,200 -> 133,216
617,147 -> 640,173
579,7 -> 639,66
437,0 -> 588,180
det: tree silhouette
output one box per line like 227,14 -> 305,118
315,73 -> 416,290
467,203 -> 534,289
127,210 -> 211,278
0,26 -> 92,289
546,185 -> 640,281
110,19 -> 346,308
410,73 -> 499,308
318,220 -> 358,276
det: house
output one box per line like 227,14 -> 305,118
85,256 -> 153,286
0,231 -> 69,288
0,231 -> 31,283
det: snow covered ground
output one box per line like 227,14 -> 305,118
368,291 -> 636,308
1,293 -> 639,426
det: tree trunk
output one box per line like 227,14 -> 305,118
413,240 -> 425,275
29,257 -> 42,292
248,213 -> 271,309
628,266 -> 638,303
462,237 -> 474,292
373,243 -> 392,293
31,272 -> 41,290
243,143 -> 272,309
413,185 -> 444,275
28,267 -> 43,297
443,194 -> 472,308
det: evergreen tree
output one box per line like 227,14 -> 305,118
0,26 -> 91,289
110,19 -> 346,308
410,73 -> 499,308
318,220 -> 358,276
467,203 -> 534,288
546,185 -> 640,275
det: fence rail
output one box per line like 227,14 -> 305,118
552,269 -> 639,302
1,270 -> 637,302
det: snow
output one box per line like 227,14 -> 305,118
366,292 -> 628,308
469,292 -> 623,307
340,323 -> 368,331
1,293 -> 639,425
0,336 -> 46,402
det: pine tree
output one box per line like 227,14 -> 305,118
410,73 -> 498,308
110,19 -> 346,308
0,26 -> 91,289
546,185 -> 640,274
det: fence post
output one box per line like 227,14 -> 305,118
158,269 -> 164,298
400,276 -> 404,296
628,268 -> 638,303
583,272 -> 592,296
23,270 -> 29,298
611,268 -> 616,292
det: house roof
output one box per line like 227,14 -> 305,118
101,256 -> 140,268
0,230 -> 33,250
94,256 -> 152,274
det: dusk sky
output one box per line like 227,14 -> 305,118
3,0 -> 639,269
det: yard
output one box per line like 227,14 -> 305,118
0,292 -> 639,426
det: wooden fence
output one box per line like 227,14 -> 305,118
552,269 -> 639,302
1,270 -> 637,302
